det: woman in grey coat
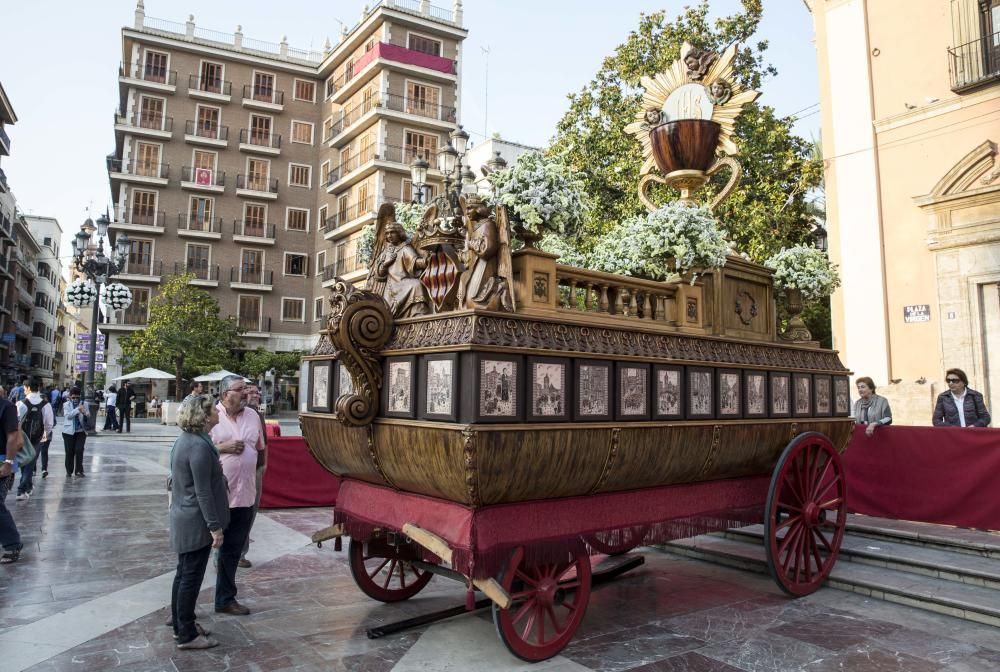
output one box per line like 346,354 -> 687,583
853,377 -> 892,437
170,395 -> 229,650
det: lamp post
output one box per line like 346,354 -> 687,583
72,214 -> 129,430
409,157 -> 429,204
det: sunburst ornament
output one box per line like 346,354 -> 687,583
625,42 -> 761,178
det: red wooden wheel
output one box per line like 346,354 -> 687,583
492,546 -> 592,662
584,525 -> 649,556
764,431 -> 847,597
348,537 -> 434,602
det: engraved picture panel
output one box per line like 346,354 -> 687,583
656,368 -> 682,417
815,376 -> 832,415
718,370 -> 742,418
689,369 -> 713,417
387,360 -> 412,414
532,361 -> 566,417
576,362 -> 610,419
480,359 -> 517,417
834,377 -> 851,415
745,371 -> 767,417
619,366 -> 648,416
426,359 -> 454,416
311,362 -> 329,411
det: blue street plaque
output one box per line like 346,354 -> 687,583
0,332 -> 15,343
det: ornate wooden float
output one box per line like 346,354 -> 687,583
301,43 -> 852,662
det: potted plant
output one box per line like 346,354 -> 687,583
765,245 -> 841,342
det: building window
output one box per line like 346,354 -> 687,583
284,253 -> 307,276
405,81 -> 441,118
318,204 -> 328,228
286,208 -> 309,231
143,50 -> 169,83
320,160 -> 332,187
291,120 -> 314,145
288,164 -> 311,188
293,79 -> 315,102
135,142 -> 161,177
404,130 -> 439,162
195,105 -> 221,138
185,244 -> 211,279
131,189 -> 158,225
281,297 -> 305,321
240,249 -> 264,284
249,114 -> 272,144
138,96 -> 165,129
314,296 -> 325,321
402,178 -> 435,203
247,158 -> 270,190
199,61 -> 224,93
128,239 -> 153,275
407,33 -> 442,57
124,287 -> 150,325
325,75 -> 336,99
252,72 -> 275,102
238,295 -> 262,331
316,250 -> 326,276
188,197 -> 214,229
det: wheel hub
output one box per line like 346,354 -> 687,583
803,502 -> 821,527
536,578 -> 558,607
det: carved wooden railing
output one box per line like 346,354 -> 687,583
554,264 -> 680,324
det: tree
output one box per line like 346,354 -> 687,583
548,1 -> 821,262
239,348 -> 303,382
119,274 -> 244,399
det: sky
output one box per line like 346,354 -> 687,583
0,0 -> 820,273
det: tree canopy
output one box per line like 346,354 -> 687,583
118,274 -> 244,399
548,0 -> 821,261
239,348 -> 303,382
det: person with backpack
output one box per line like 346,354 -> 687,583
15,378 -> 53,500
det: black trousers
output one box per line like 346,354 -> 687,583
63,432 -> 87,475
215,506 -> 253,609
118,406 -> 131,432
171,543 -> 212,644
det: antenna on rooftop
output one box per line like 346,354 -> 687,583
481,45 -> 490,141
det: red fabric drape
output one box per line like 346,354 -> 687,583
259,437 -> 339,508
842,424 -> 1000,530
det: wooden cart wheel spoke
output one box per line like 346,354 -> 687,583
348,538 -> 434,603
545,604 -> 562,633
536,606 -> 546,644
516,569 -> 540,588
520,610 -> 537,641
511,599 -> 535,626
765,432 -> 848,597
559,579 -> 582,591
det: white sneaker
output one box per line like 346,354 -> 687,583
15,492 -> 29,501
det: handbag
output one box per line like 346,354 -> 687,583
16,430 -> 37,468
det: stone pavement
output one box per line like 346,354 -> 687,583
1,424 -> 999,671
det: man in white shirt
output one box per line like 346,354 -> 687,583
16,378 -> 55,499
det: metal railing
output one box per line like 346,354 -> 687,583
241,84 -> 284,106
948,31 -> 1000,91
0,126 -> 10,153
174,261 -> 219,281
239,128 -> 281,149
177,213 -> 223,233
187,74 -> 232,96
121,62 -> 177,86
107,158 -> 169,179
328,144 -> 429,185
123,257 -> 163,277
321,196 -> 376,233
236,174 -> 279,193
181,166 -> 226,186
185,119 -> 229,141
230,267 -> 273,286
381,91 -> 457,122
233,220 -> 276,239
114,110 -> 174,132
120,209 -> 165,227
235,315 -> 271,332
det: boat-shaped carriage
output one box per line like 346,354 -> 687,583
300,44 -> 853,662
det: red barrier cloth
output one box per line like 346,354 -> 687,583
265,423 -> 281,438
259,437 -> 339,509
843,424 -> 1000,530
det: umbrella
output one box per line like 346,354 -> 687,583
194,369 -> 248,382
113,367 -> 174,381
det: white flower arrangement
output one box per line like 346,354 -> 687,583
489,151 -> 589,239
357,202 -> 427,264
764,245 -> 841,300
65,279 -> 98,307
538,234 -> 589,268
589,203 -> 730,283
101,282 -> 133,311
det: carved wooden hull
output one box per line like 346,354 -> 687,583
300,414 -> 854,507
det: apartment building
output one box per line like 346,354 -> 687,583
105,0 -> 467,382
23,216 -> 63,383
0,81 -> 19,385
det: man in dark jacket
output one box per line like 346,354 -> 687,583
932,368 -> 991,427
116,381 -> 137,433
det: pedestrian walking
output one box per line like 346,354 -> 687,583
16,378 -> 54,497
169,394 -> 227,650
62,387 -> 90,477
933,368 -> 991,427
7,377 -> 26,404
0,395 -> 25,564
117,381 -> 136,433
209,375 -> 262,616
104,385 -> 120,431
183,381 -> 204,403
239,382 -> 267,568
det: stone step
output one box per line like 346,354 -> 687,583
844,514 -> 1000,559
664,533 -> 1000,627
723,524 -> 1000,590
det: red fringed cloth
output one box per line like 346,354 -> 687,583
333,477 -> 769,579
260,437 -> 340,508
843,424 -> 1000,531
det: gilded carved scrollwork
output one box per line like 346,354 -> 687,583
326,280 -> 394,427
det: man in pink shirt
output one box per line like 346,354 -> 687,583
209,374 -> 263,616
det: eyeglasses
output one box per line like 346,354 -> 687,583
946,378 -> 961,383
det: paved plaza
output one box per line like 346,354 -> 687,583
1,422 -> 998,672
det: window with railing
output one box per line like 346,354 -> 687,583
187,197 -> 215,230
949,0 -> 1000,90
143,51 -> 169,84
123,288 -> 150,325
185,244 -> 211,279
131,190 -> 158,225
195,105 -> 222,138
252,72 -> 276,102
238,295 -> 262,331
200,61 -> 225,93
139,96 -> 165,129
128,240 -> 154,275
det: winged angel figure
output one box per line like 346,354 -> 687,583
456,194 -> 515,312
365,203 -> 432,318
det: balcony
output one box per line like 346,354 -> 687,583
948,32 -> 1000,92
320,196 -> 398,239
0,125 -> 10,156
327,144 -> 433,190
187,74 -> 232,103
0,206 -> 12,238
236,315 -> 271,336
229,267 -> 273,291
0,167 -> 8,193
320,246 -> 364,288
118,258 -> 163,283
177,213 -> 223,240
174,261 -> 220,287
113,110 -> 173,139
101,310 -> 148,331
241,84 -> 285,111
13,320 -> 31,337
119,62 -> 177,94
238,129 -> 281,155
112,209 -> 166,234
236,174 -> 279,199
328,93 -> 457,146
328,41 -> 457,104
233,220 -> 276,245
184,120 -> 229,147
107,158 -> 169,186
181,166 -> 226,192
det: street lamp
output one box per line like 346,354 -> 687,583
73,213 -> 129,430
409,157 -> 429,204
812,224 -> 828,253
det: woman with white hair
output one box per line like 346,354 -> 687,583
169,394 -> 228,650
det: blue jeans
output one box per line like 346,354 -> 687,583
0,474 -> 21,552
17,460 -> 33,495
215,506 -> 253,608
172,543 -> 212,644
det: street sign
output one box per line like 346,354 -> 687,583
903,304 -> 931,323
0,332 -> 14,343
76,352 -> 105,363
76,341 -> 106,353
95,363 -> 106,372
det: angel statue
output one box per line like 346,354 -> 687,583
366,203 -> 432,318
456,194 -> 515,312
